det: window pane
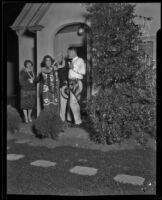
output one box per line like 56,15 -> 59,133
139,41 -> 153,65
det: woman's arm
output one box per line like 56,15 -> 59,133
34,73 -> 42,84
55,55 -> 65,69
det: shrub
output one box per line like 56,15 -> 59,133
33,104 -> 64,140
87,65 -> 156,145
7,105 -> 22,133
85,3 -> 156,145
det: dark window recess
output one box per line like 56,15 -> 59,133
139,41 -> 153,64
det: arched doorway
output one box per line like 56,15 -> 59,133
54,23 -> 92,113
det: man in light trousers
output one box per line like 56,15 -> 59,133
67,47 -> 86,126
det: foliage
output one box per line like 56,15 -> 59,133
85,3 -> 156,144
33,104 -> 64,139
7,105 -> 22,133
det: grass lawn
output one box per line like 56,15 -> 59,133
7,137 -> 156,195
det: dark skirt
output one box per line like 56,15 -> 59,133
21,89 -> 36,110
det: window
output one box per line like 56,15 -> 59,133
139,41 -> 153,66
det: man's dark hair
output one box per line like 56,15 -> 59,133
68,47 -> 77,54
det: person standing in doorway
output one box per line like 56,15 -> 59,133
20,60 -> 36,123
67,47 -> 86,126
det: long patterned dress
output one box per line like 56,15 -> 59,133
41,67 -> 60,109
20,70 -> 36,109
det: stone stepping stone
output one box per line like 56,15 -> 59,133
7,154 -> 24,161
30,160 -> 56,168
113,174 -> 145,186
15,139 -> 30,144
69,166 -> 98,176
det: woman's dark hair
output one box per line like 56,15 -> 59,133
41,55 -> 54,68
24,60 -> 33,68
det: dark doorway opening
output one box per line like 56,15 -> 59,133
70,45 -> 87,113
4,2 -> 25,114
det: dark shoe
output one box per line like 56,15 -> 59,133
68,123 -> 74,128
71,123 -> 82,128
24,118 -> 28,123
66,120 -> 73,124
66,121 -> 73,127
63,121 -> 69,129
60,129 -> 65,132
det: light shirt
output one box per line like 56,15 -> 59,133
68,56 -> 86,80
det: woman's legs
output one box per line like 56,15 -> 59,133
28,109 -> 32,122
23,109 -> 28,123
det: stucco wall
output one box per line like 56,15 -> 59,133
135,3 -> 160,63
135,3 -> 161,36
36,3 -> 87,74
18,33 -> 35,73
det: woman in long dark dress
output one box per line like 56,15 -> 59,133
39,55 -> 60,110
20,60 -> 36,123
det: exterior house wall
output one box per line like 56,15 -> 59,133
135,3 -> 161,62
135,3 -> 161,36
36,3 -> 87,74
18,33 -> 35,74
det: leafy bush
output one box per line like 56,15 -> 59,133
85,3 -> 156,144
7,105 -> 22,133
87,64 -> 156,145
33,104 -> 64,140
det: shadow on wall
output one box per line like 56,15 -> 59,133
7,30 -> 20,111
